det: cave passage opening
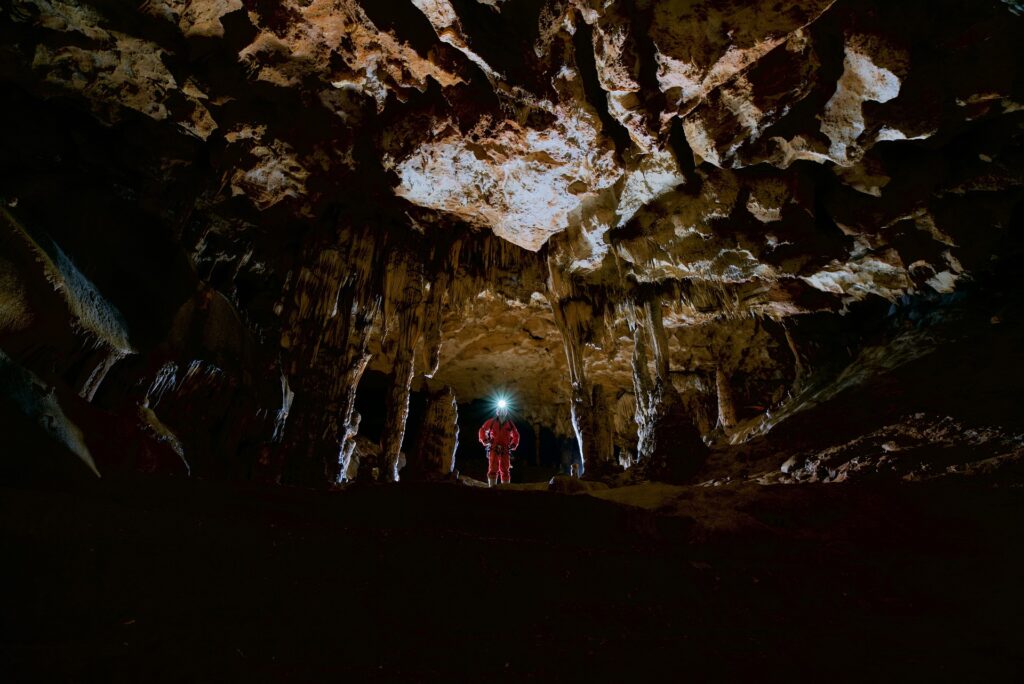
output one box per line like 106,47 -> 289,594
355,370 -> 578,483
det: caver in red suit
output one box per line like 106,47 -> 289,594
478,407 -> 520,486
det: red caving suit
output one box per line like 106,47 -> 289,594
478,416 -> 520,483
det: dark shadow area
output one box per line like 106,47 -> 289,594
1,474 -> 1021,682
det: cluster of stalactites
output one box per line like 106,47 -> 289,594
376,230 -> 561,480
543,252 -> 721,480
276,220 -> 740,483
447,231 -> 548,309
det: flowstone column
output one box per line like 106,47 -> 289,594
278,238 -> 380,486
380,240 -> 462,482
379,259 -> 426,482
547,296 -> 598,476
715,367 -> 738,434
629,294 -> 706,482
545,253 -> 615,477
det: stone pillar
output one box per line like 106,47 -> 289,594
406,386 -> 459,479
629,294 -> 707,482
545,259 -> 600,477
378,254 -> 432,482
715,367 -> 737,433
380,353 -> 415,482
278,238 -> 380,487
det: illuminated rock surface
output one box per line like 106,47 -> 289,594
2,0 -> 1023,482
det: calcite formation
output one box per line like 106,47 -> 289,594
0,0 -> 1022,484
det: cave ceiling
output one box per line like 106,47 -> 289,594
1,0 -> 1022,481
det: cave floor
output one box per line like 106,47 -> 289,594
2,475 -> 1022,682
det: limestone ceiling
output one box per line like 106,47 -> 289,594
4,0 -> 1023,423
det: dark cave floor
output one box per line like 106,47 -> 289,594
2,474 -> 1022,682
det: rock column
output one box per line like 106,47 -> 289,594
546,263 -> 599,477
408,386 -> 459,479
629,294 -> 706,481
279,232 -> 381,486
715,367 -> 738,433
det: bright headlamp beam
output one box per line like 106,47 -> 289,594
497,399 -> 508,409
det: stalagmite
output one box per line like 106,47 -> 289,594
338,411 -> 361,483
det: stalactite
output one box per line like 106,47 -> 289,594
78,350 -> 127,402
420,239 -> 462,377
641,296 -> 670,381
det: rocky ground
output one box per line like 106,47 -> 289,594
2,473 -> 1022,682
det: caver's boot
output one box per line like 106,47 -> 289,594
488,476 -> 496,487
